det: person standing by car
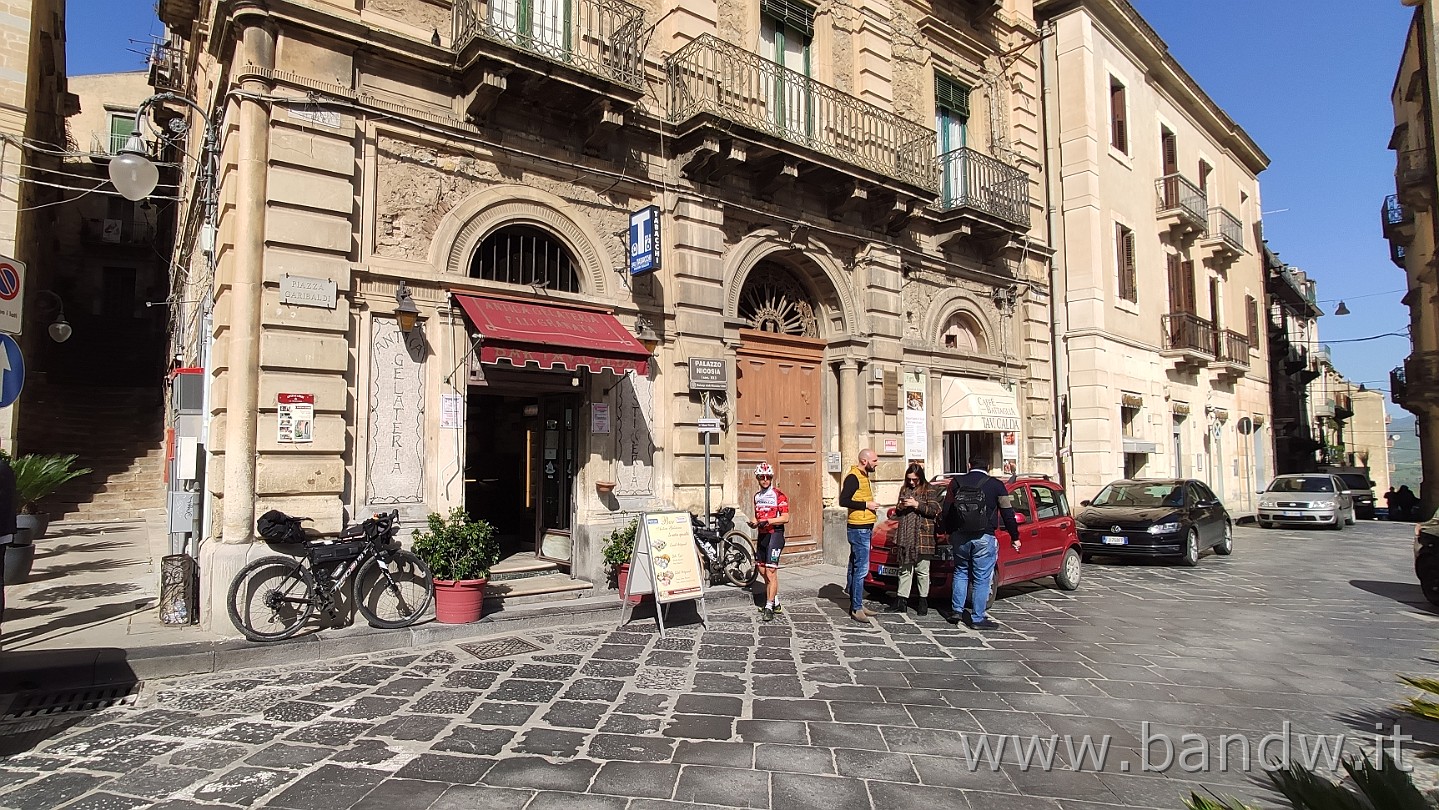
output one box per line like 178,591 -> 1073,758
1385,487 -> 1397,520
888,463 -> 943,616
747,462 -> 790,622
840,449 -> 882,623
939,457 -> 1020,631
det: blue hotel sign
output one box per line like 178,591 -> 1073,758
629,205 -> 661,276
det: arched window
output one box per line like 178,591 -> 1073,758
738,260 -> 819,337
940,311 -> 987,353
470,225 -> 581,293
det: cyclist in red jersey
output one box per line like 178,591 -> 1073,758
748,462 -> 790,622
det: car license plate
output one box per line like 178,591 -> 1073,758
1283,511 -> 1305,517
876,565 -> 898,576
1101,535 -> 1127,545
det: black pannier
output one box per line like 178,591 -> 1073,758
256,510 -> 307,544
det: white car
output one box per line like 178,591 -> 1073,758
1256,474 -> 1355,530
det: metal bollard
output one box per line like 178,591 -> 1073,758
159,553 -> 198,625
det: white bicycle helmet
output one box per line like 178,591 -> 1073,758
754,462 -> 775,477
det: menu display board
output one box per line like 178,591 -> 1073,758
625,511 -> 705,603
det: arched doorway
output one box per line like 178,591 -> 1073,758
734,259 -> 826,559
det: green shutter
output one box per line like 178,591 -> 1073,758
936,75 -> 970,119
109,114 -> 132,154
760,0 -> 814,39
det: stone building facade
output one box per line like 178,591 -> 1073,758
1386,0 -> 1438,519
156,0 -> 1055,621
1037,0 -> 1273,512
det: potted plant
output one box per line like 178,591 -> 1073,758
12,453 -> 91,540
411,507 -> 499,623
603,518 -> 641,603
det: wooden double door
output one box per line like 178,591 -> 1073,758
734,330 -> 823,557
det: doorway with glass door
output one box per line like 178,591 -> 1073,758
465,369 -> 580,568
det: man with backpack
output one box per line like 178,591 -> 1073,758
939,457 -> 1020,631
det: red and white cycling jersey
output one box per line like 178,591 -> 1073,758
753,486 -> 789,530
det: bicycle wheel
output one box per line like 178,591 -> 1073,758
227,555 -> 316,641
721,533 -> 758,587
354,549 -> 435,628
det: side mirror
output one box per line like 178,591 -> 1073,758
1369,480 -> 1377,488
1080,499 -> 1092,507
1256,489 -> 1266,495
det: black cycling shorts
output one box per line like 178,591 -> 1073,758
757,526 -> 785,568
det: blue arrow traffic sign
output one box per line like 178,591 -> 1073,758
0,333 -> 24,408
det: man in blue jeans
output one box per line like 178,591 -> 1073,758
839,449 -> 881,623
939,457 -> 1020,631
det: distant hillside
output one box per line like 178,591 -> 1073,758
1389,412 -> 1422,490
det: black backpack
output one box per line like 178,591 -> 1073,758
256,510 -> 307,544
946,479 -> 991,534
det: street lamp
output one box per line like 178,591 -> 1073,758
395,281 -> 421,333
35,289 -> 71,343
106,92 -> 217,203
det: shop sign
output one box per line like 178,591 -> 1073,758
629,206 -> 661,276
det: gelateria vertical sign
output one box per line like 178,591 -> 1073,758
368,321 -> 426,504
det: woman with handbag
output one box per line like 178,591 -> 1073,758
888,463 -> 942,615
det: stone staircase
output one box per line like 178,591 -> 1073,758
20,382 -> 167,522
485,553 -> 592,605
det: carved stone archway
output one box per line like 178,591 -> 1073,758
723,230 -> 857,338
430,185 -> 613,298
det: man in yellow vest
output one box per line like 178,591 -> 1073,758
839,449 -> 881,623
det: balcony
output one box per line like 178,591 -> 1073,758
1383,193 -> 1414,242
1156,173 -> 1207,239
1160,311 -> 1216,369
932,146 -> 1031,236
1212,329 -> 1251,379
1392,366 -> 1407,405
452,0 -> 645,131
1396,147 -> 1434,212
1198,206 -> 1244,267
1402,350 -> 1439,406
80,217 -> 156,246
147,42 -> 187,96
1333,392 -> 1353,422
666,35 -> 937,226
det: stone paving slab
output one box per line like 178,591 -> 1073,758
2,521 -> 1437,809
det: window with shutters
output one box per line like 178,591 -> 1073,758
1198,160 -> 1212,193
1109,78 -> 1128,154
936,75 -> 971,208
760,0 -> 814,138
1161,127 -> 1177,176
1246,295 -> 1260,346
1121,405 -> 1140,438
1166,254 -> 1196,314
1115,223 -> 1137,303
108,113 -> 132,154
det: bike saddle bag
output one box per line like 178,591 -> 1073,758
256,510 -> 307,544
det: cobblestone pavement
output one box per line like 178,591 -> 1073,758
2,521 -> 1436,810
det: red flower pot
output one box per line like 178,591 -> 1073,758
616,563 -> 648,604
433,577 -> 487,623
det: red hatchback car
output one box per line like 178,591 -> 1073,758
864,474 -> 1084,603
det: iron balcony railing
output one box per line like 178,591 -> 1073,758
1392,240 -> 1407,268
1397,147 -> 1433,188
1161,312 -> 1216,356
1156,173 -> 1207,227
1383,193 -> 1411,228
935,146 -> 1030,228
453,0 -> 646,90
1391,366 -> 1407,404
1219,329 -> 1250,367
666,35 -> 937,191
1207,207 -> 1244,252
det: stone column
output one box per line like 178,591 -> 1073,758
838,358 -> 862,463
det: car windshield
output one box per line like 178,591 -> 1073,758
1091,483 -> 1184,508
1267,477 -> 1333,493
1337,474 -> 1369,490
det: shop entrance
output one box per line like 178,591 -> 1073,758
465,366 -> 581,565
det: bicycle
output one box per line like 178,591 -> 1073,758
227,510 -> 435,642
690,506 -> 758,587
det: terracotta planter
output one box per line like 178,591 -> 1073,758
433,577 -> 488,623
596,481 -> 616,494
616,563 -> 648,604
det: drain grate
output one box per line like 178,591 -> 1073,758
3,682 -> 144,720
457,637 -> 542,661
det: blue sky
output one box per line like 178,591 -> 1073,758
69,0 -> 1416,400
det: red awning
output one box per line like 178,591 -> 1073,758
454,294 -> 650,376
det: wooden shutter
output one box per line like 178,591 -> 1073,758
1116,224 -> 1136,302
936,75 -> 970,118
1246,295 -> 1259,345
760,0 -> 815,38
1161,128 -> 1178,175
1110,80 -> 1127,152
1198,161 -> 1212,192
1167,254 -> 1183,313
1183,260 -> 1198,314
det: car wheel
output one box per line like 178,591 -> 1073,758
1214,523 -> 1233,556
1418,552 -> 1439,608
1345,508 -> 1356,527
1055,548 -> 1082,590
1258,521 -> 1272,529
1179,529 -> 1200,567
1331,515 -> 1344,531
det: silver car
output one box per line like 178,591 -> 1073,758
1256,474 -> 1355,530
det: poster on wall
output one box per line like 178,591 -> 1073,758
440,394 -> 463,429
903,372 -> 927,463
277,394 -> 314,443
591,403 -> 611,434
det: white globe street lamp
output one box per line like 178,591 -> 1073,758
108,132 -> 161,201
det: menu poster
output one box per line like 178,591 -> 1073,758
625,511 -> 705,604
277,393 -> 315,444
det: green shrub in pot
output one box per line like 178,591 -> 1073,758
411,507 -> 499,582
12,453 -> 91,541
